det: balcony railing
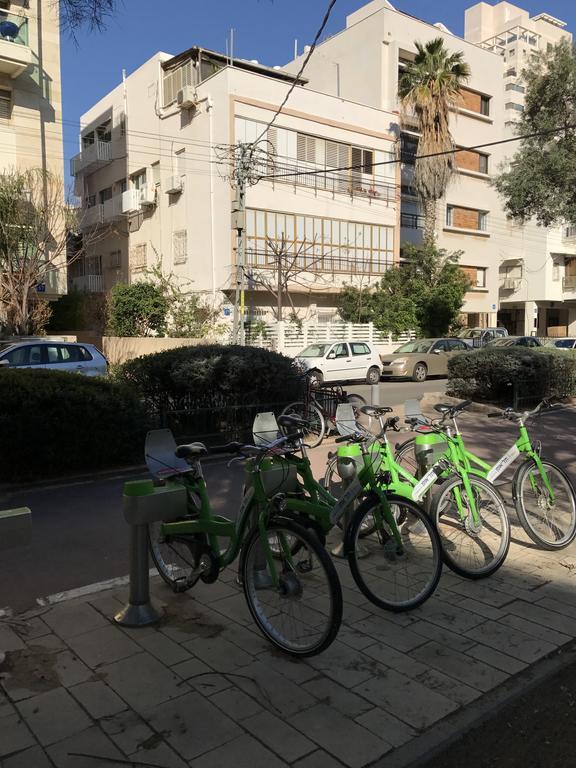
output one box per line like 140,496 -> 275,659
70,139 -> 112,176
70,274 -> 104,293
0,10 -> 31,77
564,225 -> 576,241
246,251 -> 391,276
401,212 -> 425,229
563,276 -> 576,291
79,194 -> 124,230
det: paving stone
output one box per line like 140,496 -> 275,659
464,620 -> 556,664
67,626 -> 141,669
191,733 -> 289,768
0,625 -> 26,653
505,600 -> 576,637
209,594 -> 252,626
408,620 -> 476,653
2,745 -> 53,768
143,690 -> 242,761
467,643 -> 527,675
99,652 -> 187,714
132,631 -> 192,666
70,681 -> 127,719
411,641 -> 508,693
498,614 -> 572,646
414,667 -> 480,706
294,749 -> 347,768
190,672 -> 233,696
210,686 -> 262,721
13,616 -> 51,642
52,650 -> 93,688
43,603 -> 108,640
231,660 -> 316,717
291,703 -> 391,768
181,635 -> 254,673
536,596 -> 576,620
171,657 -> 212,681
28,633 -> 67,652
308,642 -> 384,689
414,600 -> 485,634
100,709 -> 154,755
362,642 -> 428,679
88,593 -> 126,618
129,740 -> 189,767
303,676 -> 373,718
46,724 -> 124,767
243,709 -> 316,762
445,581 -> 515,608
0,710 -> 36,757
337,626 -> 379,652
17,688 -> 91,747
256,649 -> 317,684
356,707 -> 417,748
353,668 -> 459,731
220,624 -> 268,656
352,616 -> 427,653
454,597 -> 507,621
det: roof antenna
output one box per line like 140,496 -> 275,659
294,38 -> 298,59
230,28 -> 235,66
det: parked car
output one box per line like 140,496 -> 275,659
544,338 -> 576,350
0,341 -> 109,376
380,338 -> 469,382
485,336 -> 542,348
458,327 -> 508,347
294,341 -> 382,385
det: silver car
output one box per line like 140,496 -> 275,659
380,338 -> 469,382
544,338 -> 576,350
0,341 -> 109,376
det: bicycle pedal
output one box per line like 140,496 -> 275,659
172,577 -> 189,594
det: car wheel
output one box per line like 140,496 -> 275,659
412,363 -> 427,382
307,370 -> 323,387
366,366 -> 381,385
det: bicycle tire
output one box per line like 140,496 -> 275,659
513,458 -> 576,550
433,473 -> 510,579
148,520 -> 203,592
280,401 -> 325,448
241,519 -> 342,657
347,493 -> 442,611
394,438 -> 419,477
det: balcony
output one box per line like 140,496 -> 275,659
563,276 -> 576,291
69,275 -> 104,293
79,194 -> 123,230
70,139 -> 112,177
121,188 -> 141,214
400,212 -> 424,229
563,225 -> 576,242
0,11 -> 31,78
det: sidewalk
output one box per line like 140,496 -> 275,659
2,404 -> 576,768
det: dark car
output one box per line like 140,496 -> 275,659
485,336 -> 542,348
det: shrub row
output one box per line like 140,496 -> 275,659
447,347 -> 576,404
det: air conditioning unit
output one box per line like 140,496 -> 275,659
165,175 -> 183,194
177,86 -> 198,109
121,188 -> 141,214
140,184 -> 156,206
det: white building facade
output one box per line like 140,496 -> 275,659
465,1 -> 576,336
71,48 -> 399,324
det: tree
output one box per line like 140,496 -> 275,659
494,39 -> 576,226
60,0 -> 118,34
398,38 -> 471,243
338,244 -> 470,337
0,168 -> 73,335
106,282 -> 169,337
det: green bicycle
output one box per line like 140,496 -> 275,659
145,428 -> 343,657
325,403 -> 510,579
395,399 -> 576,551
270,412 -> 443,612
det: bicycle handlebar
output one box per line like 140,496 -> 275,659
485,398 -> 558,422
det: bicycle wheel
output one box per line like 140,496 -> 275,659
148,521 -> 203,592
433,474 -> 510,579
394,438 -> 419,476
241,519 -> 342,657
347,493 -> 442,611
281,401 -> 325,448
513,459 -> 576,550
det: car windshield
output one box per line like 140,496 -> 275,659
297,344 -> 331,358
0,343 -> 14,354
549,339 -> 575,348
394,340 -> 433,354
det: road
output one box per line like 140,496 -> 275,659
0,378 -> 446,613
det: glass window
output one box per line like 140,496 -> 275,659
77,346 -> 93,361
448,339 -> 468,351
46,346 -> 60,363
3,345 -> 43,366
478,154 -> 488,174
432,340 -> 448,352
331,343 -> 349,358
480,95 -> 491,116
131,170 -> 146,190
351,343 -> 371,356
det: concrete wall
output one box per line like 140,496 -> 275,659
102,337 -> 203,366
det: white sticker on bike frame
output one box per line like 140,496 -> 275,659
330,477 -> 363,525
412,466 -> 439,502
487,443 -> 520,483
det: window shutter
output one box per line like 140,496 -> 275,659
130,243 -> 147,270
267,126 -> 278,154
173,230 -> 187,264
0,89 -> 11,120
297,133 -> 307,161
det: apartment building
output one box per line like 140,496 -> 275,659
285,0 -> 536,329
71,47 -> 399,322
0,0 -> 65,297
465,2 -> 576,336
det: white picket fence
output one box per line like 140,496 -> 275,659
246,321 -> 416,355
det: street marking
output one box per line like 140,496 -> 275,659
35,569 -> 157,606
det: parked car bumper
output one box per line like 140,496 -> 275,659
381,364 -> 409,378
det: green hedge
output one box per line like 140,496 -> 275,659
0,370 -> 148,481
447,347 -> 576,405
116,344 -> 302,442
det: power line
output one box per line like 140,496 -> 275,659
253,0 -> 338,145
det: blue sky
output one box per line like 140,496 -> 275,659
60,0 -> 576,176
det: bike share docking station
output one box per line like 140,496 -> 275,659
115,430 -> 189,628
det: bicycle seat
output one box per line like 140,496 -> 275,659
360,405 -> 393,417
278,414 -> 307,429
434,400 -> 471,415
175,442 -> 208,459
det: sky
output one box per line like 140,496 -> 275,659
60,0 -> 576,178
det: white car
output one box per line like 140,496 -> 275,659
544,338 -> 576,350
0,341 -> 109,376
294,341 -> 382,385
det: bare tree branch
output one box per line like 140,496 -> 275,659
57,0 -> 120,36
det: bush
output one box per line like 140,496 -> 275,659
447,347 -> 576,405
107,282 -> 169,337
117,344 -> 302,442
0,370 -> 149,481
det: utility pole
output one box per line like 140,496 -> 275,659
231,143 -> 250,345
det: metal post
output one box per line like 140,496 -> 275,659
114,524 -> 162,628
232,144 -> 248,345
371,383 -> 380,406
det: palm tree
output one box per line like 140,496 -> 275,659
398,38 -> 471,244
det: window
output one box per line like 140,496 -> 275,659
331,343 -> 349,359
480,95 -> 490,116
131,170 -> 146,190
3,345 -> 43,366
0,88 -> 11,120
506,102 -> 525,112
98,187 -> 112,204
86,194 -> 96,208
151,162 -> 160,186
505,67 -> 517,77
553,263 -> 560,281
447,339 -> 468,351
461,265 -> 487,288
130,243 -> 147,270
109,250 -> 121,268
400,134 -> 418,164
476,267 -> 487,288
459,88 -> 491,117
162,60 -> 194,107
85,254 -> 102,275
116,178 -> 127,194
175,150 -> 185,176
351,343 -> 371,356
173,230 -> 187,265
432,340 -> 449,352
505,83 -> 525,93
456,148 -> 489,175
447,206 -> 488,232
